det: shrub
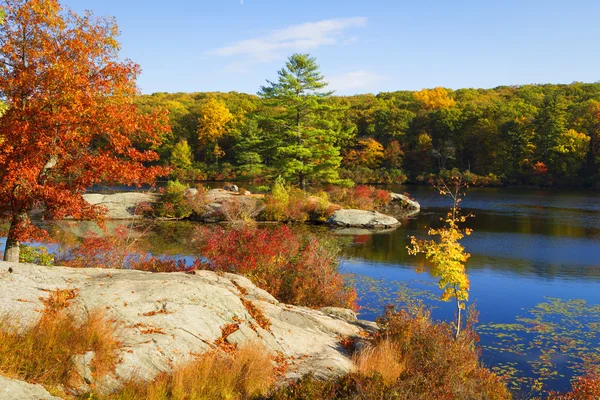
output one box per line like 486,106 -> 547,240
267,303 -> 510,400
373,304 -> 511,400
266,373 -> 388,400
218,197 -> 262,225
262,178 -> 338,222
262,178 -> 310,222
152,181 -> 207,219
193,225 -> 357,310
547,373 -> 600,399
0,290 -> 121,393
325,185 -> 392,211
353,339 -> 405,385
19,244 -> 55,266
57,224 -> 194,272
111,342 -> 275,400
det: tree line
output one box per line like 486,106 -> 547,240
137,56 -> 600,188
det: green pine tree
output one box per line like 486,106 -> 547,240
258,53 -> 344,189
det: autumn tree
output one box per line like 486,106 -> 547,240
413,87 -> 456,110
343,138 -> 384,169
0,0 -> 168,262
197,96 -> 233,165
551,129 -> 590,178
170,140 -> 193,170
258,53 -> 344,189
408,175 -> 471,339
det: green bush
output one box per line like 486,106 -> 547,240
19,245 -> 54,266
153,181 -> 207,219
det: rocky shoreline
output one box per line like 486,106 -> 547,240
82,189 -> 420,230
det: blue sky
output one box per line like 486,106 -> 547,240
62,0 -> 600,95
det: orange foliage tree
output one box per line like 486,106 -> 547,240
0,0 -> 169,262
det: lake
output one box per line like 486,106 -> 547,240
2,185 -> 599,396
341,185 -> 600,395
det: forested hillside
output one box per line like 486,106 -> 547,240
136,80 -> 600,188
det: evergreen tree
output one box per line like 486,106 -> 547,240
535,94 -> 567,163
258,54 -> 343,189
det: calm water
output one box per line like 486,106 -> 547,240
2,185 -> 599,395
340,185 -> 600,395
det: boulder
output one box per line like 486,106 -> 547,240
0,262 -> 373,393
197,189 -> 263,222
326,209 -> 399,229
0,376 -> 61,400
83,192 -> 159,220
391,193 -> 420,211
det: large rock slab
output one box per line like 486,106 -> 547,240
326,209 -> 399,229
83,192 -> 159,220
0,376 -> 61,400
0,262 -> 371,393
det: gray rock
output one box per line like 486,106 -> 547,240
320,307 -> 358,322
391,193 -> 420,211
185,188 -> 198,197
72,351 -> 95,384
326,209 -> 399,229
83,192 -> 159,220
0,262 -> 372,393
332,227 -> 398,236
198,189 -> 263,222
0,376 -> 61,400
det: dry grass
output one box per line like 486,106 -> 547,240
353,339 -> 405,385
112,341 -> 276,400
0,308 -> 121,392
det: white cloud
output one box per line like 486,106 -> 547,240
211,17 -> 367,62
327,70 -> 384,93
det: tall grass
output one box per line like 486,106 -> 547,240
0,293 -> 121,392
353,339 -> 405,385
112,341 -> 275,400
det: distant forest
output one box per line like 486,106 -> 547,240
136,81 -> 600,188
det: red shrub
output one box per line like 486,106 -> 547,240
193,225 -> 357,310
548,373 -> 600,399
57,225 -> 193,273
325,185 -> 392,211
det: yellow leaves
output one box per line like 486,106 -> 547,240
407,197 -> 471,312
413,87 -> 456,110
552,129 -> 590,156
197,97 -> 233,144
343,138 -> 384,168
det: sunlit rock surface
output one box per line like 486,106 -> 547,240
0,262 -> 373,393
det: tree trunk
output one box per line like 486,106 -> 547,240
3,212 -> 26,263
455,297 -> 462,340
299,172 -> 305,191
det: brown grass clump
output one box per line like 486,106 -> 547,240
353,339 -> 405,385
112,341 -> 275,400
0,307 -> 121,392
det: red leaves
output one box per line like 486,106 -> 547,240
533,161 -> 549,176
548,373 -> 600,399
193,225 -> 357,310
0,0 -> 169,243
326,185 -> 392,210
